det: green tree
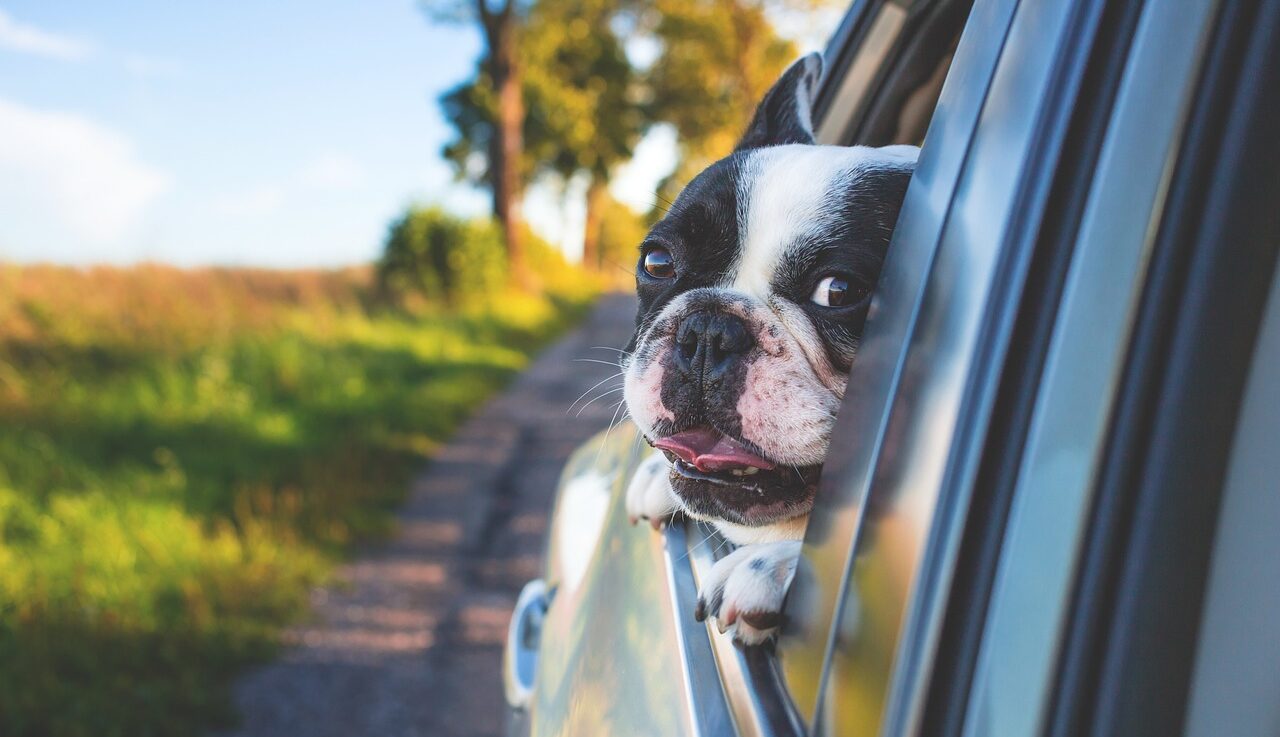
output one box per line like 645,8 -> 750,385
641,0 -> 835,205
423,0 -> 532,288
522,0 -> 646,271
440,0 -> 645,274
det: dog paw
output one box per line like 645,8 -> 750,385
695,540 -> 802,646
626,450 -> 682,529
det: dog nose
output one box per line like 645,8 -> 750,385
675,312 -> 754,381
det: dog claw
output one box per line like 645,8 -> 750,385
740,609 -> 783,631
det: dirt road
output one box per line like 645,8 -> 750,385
220,294 -> 637,737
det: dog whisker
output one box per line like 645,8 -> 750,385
674,526 -> 717,564
710,534 -> 736,559
588,346 -> 632,356
572,357 -> 624,369
567,372 -> 625,414
574,386 -> 626,417
591,401 -> 632,470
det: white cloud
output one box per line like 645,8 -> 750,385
0,98 -> 169,245
0,9 -> 93,61
298,152 -> 366,191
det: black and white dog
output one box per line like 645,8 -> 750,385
622,53 -> 917,644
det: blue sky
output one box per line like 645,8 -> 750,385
0,2 -> 837,268
0,0 -> 580,267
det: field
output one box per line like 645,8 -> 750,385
0,264 -> 597,737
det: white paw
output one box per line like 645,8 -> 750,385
695,540 -> 802,646
625,450 -> 682,529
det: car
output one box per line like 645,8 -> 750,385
503,0 -> 1280,733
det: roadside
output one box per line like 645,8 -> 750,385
220,293 -> 638,737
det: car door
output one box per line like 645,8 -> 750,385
784,0 -> 1280,736
510,0 -> 1279,733
777,0 -> 1106,731
504,0 -> 985,735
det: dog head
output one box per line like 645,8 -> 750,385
622,53 -> 917,530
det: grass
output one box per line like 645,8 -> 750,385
0,263 -> 598,737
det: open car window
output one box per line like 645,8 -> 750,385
659,0 -> 981,734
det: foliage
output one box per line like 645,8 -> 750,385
440,0 -> 649,272
437,0 -> 822,267
644,0 -> 797,161
595,194 -> 649,277
377,206 -> 508,305
377,206 -> 602,306
642,0 -> 798,204
0,264 -> 597,737
521,0 -> 645,181
422,0 -> 534,286
439,4 -> 645,183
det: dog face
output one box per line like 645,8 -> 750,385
622,53 -> 917,529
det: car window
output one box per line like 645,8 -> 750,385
1185,270 -> 1280,737
956,0 -> 1226,733
778,0 -> 1006,728
815,0 -> 973,148
779,0 -> 1220,733
1036,3 -> 1280,733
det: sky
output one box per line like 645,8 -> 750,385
0,2 -> 843,268
0,0 -> 680,267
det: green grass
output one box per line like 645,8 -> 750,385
0,264 -> 598,737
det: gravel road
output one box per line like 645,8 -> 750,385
219,293 -> 637,737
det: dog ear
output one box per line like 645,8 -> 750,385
735,52 -> 823,151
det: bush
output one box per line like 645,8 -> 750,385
377,206 -> 608,306
377,206 -> 508,306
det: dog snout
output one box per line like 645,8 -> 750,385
674,311 -> 754,382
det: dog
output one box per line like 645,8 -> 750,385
622,52 -> 917,645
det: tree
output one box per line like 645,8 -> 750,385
424,0 -> 532,288
640,0 -> 824,207
440,0 -> 645,273
521,0 -> 645,271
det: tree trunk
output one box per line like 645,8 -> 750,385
581,174 -> 608,272
484,11 -> 533,289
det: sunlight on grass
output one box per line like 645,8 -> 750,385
0,264 -> 599,737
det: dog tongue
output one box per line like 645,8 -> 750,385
654,428 -> 776,472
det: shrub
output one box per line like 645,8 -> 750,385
377,206 -> 609,307
376,206 -> 508,306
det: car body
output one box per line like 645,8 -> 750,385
505,0 -> 1280,734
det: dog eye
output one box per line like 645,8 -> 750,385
811,275 -> 862,307
641,247 -> 676,279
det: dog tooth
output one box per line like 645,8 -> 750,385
742,467 -> 759,476
731,469 -> 744,476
